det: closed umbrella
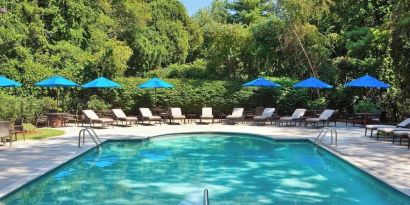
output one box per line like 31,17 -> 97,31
345,74 -> 390,125
138,78 -> 174,107
243,77 -> 281,106
35,76 -> 78,110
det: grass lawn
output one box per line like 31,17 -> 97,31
16,128 -> 65,140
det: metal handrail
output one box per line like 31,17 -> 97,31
314,127 -> 338,148
203,189 -> 209,205
78,127 -> 102,148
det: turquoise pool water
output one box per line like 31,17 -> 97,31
1,133 -> 409,205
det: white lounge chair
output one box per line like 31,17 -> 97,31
392,131 -> 410,148
253,108 -> 275,124
200,107 -> 214,124
376,127 -> 410,141
226,108 -> 244,124
278,109 -> 307,126
365,118 -> 410,137
169,107 -> 186,124
305,109 -> 336,127
112,109 -> 138,126
82,110 -> 114,128
0,121 -> 12,146
139,108 -> 162,125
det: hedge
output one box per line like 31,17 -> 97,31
1,76 -> 374,122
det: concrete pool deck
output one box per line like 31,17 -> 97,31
0,123 -> 409,198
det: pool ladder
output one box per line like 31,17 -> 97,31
203,189 -> 209,205
78,128 -> 102,148
314,127 -> 338,149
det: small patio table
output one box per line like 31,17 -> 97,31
354,113 -> 375,127
46,113 -> 69,128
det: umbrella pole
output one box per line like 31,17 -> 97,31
259,87 -> 262,106
154,88 -> 157,107
57,88 -> 59,111
365,88 -> 369,126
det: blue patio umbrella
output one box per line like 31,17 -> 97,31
82,77 -> 121,88
35,76 -> 78,110
138,78 -> 174,106
345,74 -> 390,123
293,77 -> 333,89
0,76 -> 23,119
35,76 -> 78,87
344,74 -> 390,88
243,77 -> 281,105
243,77 -> 281,88
0,76 -> 22,87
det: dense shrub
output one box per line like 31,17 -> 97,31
2,77 -> 378,122
0,93 -> 56,123
105,77 -> 311,115
87,95 -> 111,111
354,99 -> 380,113
307,97 -> 328,110
145,59 -> 210,79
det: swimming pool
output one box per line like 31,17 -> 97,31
1,133 -> 409,204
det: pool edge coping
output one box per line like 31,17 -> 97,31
0,131 -> 409,199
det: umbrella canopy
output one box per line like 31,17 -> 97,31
0,76 -> 22,87
345,74 -> 390,88
35,76 -> 78,87
82,77 -> 121,88
243,77 -> 281,88
35,76 -> 78,111
138,78 -> 173,89
138,78 -> 173,107
293,77 -> 333,89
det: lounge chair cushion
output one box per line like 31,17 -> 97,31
279,116 -> 293,121
147,116 -> 161,120
227,108 -> 244,118
261,108 -> 275,118
318,109 -> 335,120
306,118 -> 321,123
83,110 -> 100,120
397,118 -> 410,127
393,131 -> 410,136
253,108 -> 275,121
139,108 -> 153,117
171,108 -> 186,119
201,107 -> 213,118
366,125 -> 396,129
118,117 -> 138,121
290,109 -> 307,119
253,116 -> 269,121
112,109 -> 127,118
378,127 -> 410,133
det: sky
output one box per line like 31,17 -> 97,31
180,0 -> 213,16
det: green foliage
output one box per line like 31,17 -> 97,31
0,0 -> 408,121
0,92 -> 56,123
354,99 -> 380,113
110,77 -> 309,115
87,95 -> 111,110
147,59 -> 209,79
308,97 -> 328,110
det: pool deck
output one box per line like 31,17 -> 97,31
0,123 -> 409,198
